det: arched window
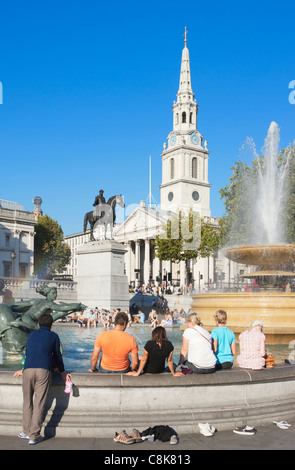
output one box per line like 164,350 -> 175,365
190,112 -> 193,124
182,112 -> 186,123
170,158 -> 175,179
175,113 -> 179,125
192,157 -> 197,178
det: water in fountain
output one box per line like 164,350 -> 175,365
253,121 -> 290,245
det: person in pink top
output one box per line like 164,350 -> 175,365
237,320 -> 266,370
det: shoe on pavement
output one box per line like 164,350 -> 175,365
132,429 -> 143,442
28,436 -> 43,445
233,425 -> 256,436
198,423 -> 215,437
113,430 -> 135,444
273,421 -> 291,429
170,435 -> 178,444
18,431 -> 29,439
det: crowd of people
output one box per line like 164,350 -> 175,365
63,303 -> 271,374
67,305 -> 188,329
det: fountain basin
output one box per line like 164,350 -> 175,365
191,292 -> 295,344
225,244 -> 295,271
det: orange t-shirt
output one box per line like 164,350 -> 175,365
95,330 -> 138,371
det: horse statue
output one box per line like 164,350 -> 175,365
83,194 -> 125,241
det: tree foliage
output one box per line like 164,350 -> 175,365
34,215 -> 71,278
154,210 -> 221,263
219,144 -> 295,246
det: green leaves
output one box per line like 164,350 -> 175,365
34,215 -> 71,278
154,210 -> 221,263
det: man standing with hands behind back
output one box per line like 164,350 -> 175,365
14,313 -> 70,445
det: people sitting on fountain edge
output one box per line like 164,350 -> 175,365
237,320 -> 266,370
178,312 -> 216,374
127,326 -> 183,377
88,311 -> 139,373
133,309 -> 145,324
211,309 -> 236,370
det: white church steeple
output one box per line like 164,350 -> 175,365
160,28 -> 211,217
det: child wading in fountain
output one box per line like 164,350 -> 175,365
211,309 -> 236,370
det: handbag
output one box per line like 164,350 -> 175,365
265,353 -> 275,368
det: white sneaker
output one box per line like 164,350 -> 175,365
170,435 -> 178,445
18,431 -> 29,439
28,436 -> 43,445
198,423 -> 215,437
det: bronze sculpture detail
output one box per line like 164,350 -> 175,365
0,285 -> 87,355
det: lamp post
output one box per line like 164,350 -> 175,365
10,251 -> 16,278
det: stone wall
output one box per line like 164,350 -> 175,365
1,364 -> 295,438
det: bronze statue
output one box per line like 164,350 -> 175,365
84,193 -> 125,241
93,189 -> 106,207
0,285 -> 87,355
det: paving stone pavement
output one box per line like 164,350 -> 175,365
1,420 -> 295,453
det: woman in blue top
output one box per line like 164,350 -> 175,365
211,309 -> 236,370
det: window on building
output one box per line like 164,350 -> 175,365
3,262 -> 12,277
19,263 -> 28,278
182,112 -> 186,123
170,158 -> 175,179
192,157 -> 198,178
175,113 -> 179,125
5,234 -> 10,247
190,112 -> 193,124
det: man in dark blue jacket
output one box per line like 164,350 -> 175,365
14,313 -> 70,445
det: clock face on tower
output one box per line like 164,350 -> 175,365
190,133 -> 199,145
170,135 -> 176,146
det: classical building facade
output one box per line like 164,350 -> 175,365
0,199 -> 36,279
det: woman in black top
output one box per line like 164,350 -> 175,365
127,326 -> 183,377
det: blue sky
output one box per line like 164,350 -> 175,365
0,0 -> 294,236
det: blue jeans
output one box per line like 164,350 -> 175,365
98,360 -> 130,373
185,360 -> 216,374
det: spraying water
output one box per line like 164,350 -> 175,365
254,122 -> 290,244
239,121 -> 291,245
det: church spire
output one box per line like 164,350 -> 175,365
178,27 -> 193,95
172,28 -> 198,133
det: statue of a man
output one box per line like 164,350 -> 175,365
93,189 -> 106,207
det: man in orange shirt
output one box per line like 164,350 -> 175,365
89,311 -> 138,373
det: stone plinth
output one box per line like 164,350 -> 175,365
76,240 -> 129,311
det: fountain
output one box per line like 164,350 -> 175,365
191,122 -> 295,344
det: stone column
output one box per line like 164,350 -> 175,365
124,242 -> 132,283
180,260 -> 186,292
135,239 -> 141,287
144,239 -> 150,285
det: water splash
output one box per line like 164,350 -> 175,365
239,122 -> 291,245
254,122 -> 290,244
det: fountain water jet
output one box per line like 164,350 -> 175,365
191,122 -> 295,344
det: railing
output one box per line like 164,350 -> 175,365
0,276 -> 77,301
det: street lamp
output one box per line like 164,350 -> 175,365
10,251 -> 16,278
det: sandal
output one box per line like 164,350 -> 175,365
273,421 -> 291,429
